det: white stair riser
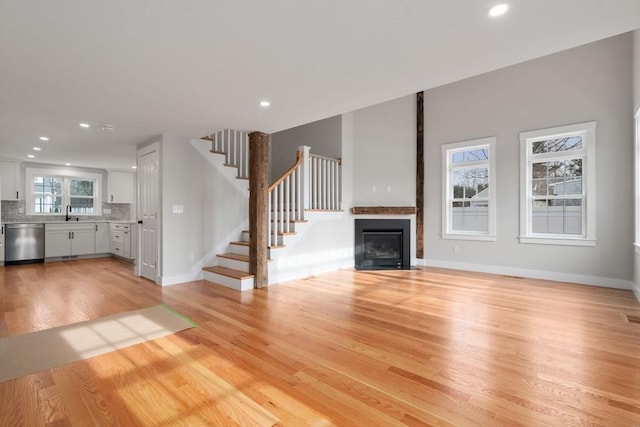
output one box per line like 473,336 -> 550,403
217,257 -> 249,271
229,244 -> 249,256
203,271 -> 253,291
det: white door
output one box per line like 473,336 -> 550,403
138,144 -> 160,282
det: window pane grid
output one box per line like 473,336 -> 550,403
29,174 -> 98,215
443,140 -> 494,238
520,122 -> 594,244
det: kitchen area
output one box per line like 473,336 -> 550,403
0,160 -> 137,267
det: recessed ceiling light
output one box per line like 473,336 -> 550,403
131,165 -> 137,169
39,136 -> 49,141
260,100 -> 270,108
65,163 -> 71,166
27,154 -> 35,158
79,123 -> 90,128
101,125 -> 114,131
33,147 -> 41,151
488,4 -> 509,17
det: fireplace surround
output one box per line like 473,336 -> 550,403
354,219 -> 410,270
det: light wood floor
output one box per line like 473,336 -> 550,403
1,258 -> 639,426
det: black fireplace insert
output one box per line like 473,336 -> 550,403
354,219 -> 410,270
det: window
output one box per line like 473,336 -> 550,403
635,108 -> 640,246
442,137 -> 496,241
26,168 -> 102,216
520,121 -> 595,246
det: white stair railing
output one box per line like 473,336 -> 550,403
267,146 -> 341,247
309,153 -> 341,210
207,129 -> 249,179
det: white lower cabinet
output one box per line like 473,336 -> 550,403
45,223 -> 96,257
110,223 -> 132,259
95,223 -> 110,253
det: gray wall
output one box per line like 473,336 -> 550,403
160,134 -> 205,281
156,134 -> 252,284
635,30 -> 640,113
424,33 -> 634,285
352,96 -> 416,206
270,115 -> 342,182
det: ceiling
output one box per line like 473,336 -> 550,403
1,1 -> 639,170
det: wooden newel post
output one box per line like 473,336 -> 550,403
416,91 -> 424,259
249,131 -> 270,288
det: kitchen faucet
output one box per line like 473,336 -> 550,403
65,204 -> 71,221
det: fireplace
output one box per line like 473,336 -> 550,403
354,219 -> 410,270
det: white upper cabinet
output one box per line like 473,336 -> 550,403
0,160 -> 20,200
108,170 -> 134,204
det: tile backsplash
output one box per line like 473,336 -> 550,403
1,200 -> 131,222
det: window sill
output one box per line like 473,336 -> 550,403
519,236 -> 596,247
442,233 -> 496,242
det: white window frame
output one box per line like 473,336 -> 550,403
26,167 -> 102,216
519,121 -> 596,246
635,108 -> 640,248
441,137 -> 496,241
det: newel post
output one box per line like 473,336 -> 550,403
297,145 -> 311,212
249,131 -> 270,288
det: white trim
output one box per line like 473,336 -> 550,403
441,233 -> 496,242
268,258 -> 355,286
25,167 -> 103,216
422,258 -> 632,290
519,121 -> 596,245
519,236 -> 596,247
635,108 -> 640,245
441,137 -> 496,241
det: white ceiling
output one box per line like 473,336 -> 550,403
1,0 -> 639,170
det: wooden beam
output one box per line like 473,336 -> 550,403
416,91 -> 424,259
351,206 -> 416,215
248,131 -> 270,288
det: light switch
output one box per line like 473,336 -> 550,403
172,205 -> 184,214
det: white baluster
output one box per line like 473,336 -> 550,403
284,176 -> 290,233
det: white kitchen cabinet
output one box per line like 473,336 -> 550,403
45,223 -> 96,257
108,171 -> 133,204
0,161 -> 20,200
95,222 -> 110,253
110,222 -> 132,259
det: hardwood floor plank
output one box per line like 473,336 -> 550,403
1,258 -> 639,426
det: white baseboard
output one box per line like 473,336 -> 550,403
159,262 -> 204,286
420,258 -> 633,290
269,259 -> 354,285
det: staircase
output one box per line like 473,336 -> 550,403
200,129 -> 341,291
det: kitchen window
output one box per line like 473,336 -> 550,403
519,121 -> 596,246
26,168 -> 102,216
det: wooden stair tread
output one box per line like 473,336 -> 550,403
217,253 -> 249,262
218,253 -> 273,262
209,149 -> 227,155
230,241 -> 249,246
202,266 -> 254,280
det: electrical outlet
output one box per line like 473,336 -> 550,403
372,185 -> 377,192
453,245 -> 460,253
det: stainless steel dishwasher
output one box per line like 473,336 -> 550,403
5,223 -> 45,265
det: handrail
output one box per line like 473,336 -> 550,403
268,151 -> 303,192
